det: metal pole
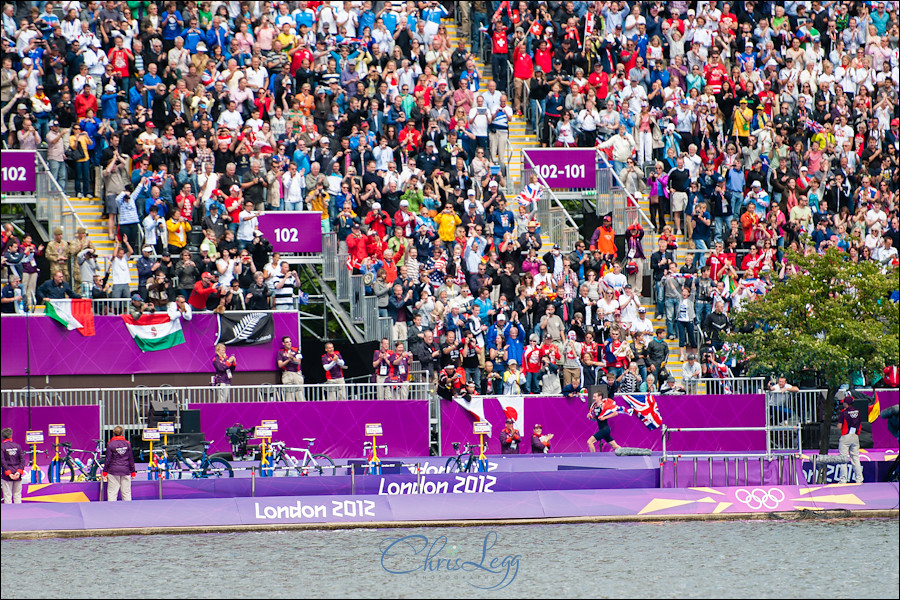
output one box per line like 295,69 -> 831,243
794,454 -> 800,486
743,457 -> 748,486
351,465 -> 356,495
673,457 -> 677,488
708,457 -> 713,487
158,472 -> 163,500
692,457 -> 697,487
251,466 -> 256,497
724,457 -> 729,487
760,457 -> 764,486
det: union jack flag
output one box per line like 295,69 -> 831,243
518,184 -> 542,208
805,117 -> 824,134
621,394 -> 663,430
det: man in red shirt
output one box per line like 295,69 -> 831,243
74,86 -> 98,119
533,39 -> 553,76
703,55 -> 728,94
489,16 -> 509,92
189,272 -> 219,310
346,222 -> 369,263
523,334 -> 543,394
511,28 -> 532,115
705,241 -> 730,281
108,36 -> 133,81
398,121 -> 421,154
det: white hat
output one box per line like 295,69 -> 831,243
489,180 -> 498,187
400,199 -> 409,206
105,83 -> 116,92
467,188 -> 476,196
142,246 -> 153,253
372,202 -> 381,210
752,180 -> 762,188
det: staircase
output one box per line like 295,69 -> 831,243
68,194 -> 140,287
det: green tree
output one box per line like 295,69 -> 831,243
728,248 -> 898,482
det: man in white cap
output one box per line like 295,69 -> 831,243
745,180 -> 770,218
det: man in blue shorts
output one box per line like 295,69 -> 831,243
587,391 -> 622,452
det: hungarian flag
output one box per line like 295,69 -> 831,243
621,394 -> 663,430
45,298 -> 95,336
121,313 -> 186,352
869,391 -> 881,424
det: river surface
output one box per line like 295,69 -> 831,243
2,519 -> 897,598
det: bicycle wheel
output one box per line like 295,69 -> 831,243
167,458 -> 183,480
444,457 -> 462,473
310,454 -> 336,476
273,455 -> 292,477
202,458 -> 234,478
56,459 -> 76,483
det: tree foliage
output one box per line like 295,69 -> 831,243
729,248 -> 898,389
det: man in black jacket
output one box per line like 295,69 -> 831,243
416,329 -> 441,385
36,271 -> 81,303
646,328 -> 669,384
650,238 -> 674,319
703,300 -> 730,351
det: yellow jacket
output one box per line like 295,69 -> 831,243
434,211 -> 461,242
166,219 -> 191,248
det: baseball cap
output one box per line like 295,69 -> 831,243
506,417 -> 515,423
638,306 -> 647,313
752,181 -> 762,188
467,188 -> 476,196
496,313 -> 507,320
372,202 -> 381,210
142,245 -> 153,253
131,293 -> 143,302
400,199 -> 409,206
489,180 -> 498,187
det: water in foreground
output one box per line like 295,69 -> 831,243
2,519 -> 897,598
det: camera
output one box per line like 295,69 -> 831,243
226,423 -> 254,459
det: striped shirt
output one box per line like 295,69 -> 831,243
492,105 -> 512,130
271,272 -> 297,310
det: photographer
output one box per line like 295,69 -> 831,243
76,247 -> 100,297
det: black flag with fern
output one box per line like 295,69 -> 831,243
216,312 -> 274,346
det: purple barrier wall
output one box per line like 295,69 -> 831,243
188,400 -> 430,459
440,395 -> 766,456
0,313 -> 299,377
0,406 -> 100,455
5,484 -> 899,532
17,468 -> 659,502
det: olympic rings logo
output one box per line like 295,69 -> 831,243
734,488 -> 786,510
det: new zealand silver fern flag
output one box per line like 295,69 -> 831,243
215,312 -> 274,346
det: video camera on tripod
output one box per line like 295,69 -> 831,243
225,423 -> 254,460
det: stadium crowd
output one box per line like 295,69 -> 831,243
0,1 -> 898,396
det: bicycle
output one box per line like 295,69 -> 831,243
264,438 -> 336,476
444,442 -> 488,473
51,440 -> 105,482
160,440 -> 234,479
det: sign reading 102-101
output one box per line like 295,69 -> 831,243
525,148 -> 596,189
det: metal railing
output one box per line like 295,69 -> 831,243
1,382 -> 434,439
695,377 -> 767,396
321,232 -> 338,280
521,150 -> 581,251
34,152 -> 85,240
597,153 -> 656,239
766,389 -> 824,451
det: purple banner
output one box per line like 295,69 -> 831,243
525,149 -> 596,188
5,483 -> 898,533
0,313 -> 298,377
440,395 -> 766,456
1,150 -> 36,193
862,390 -> 899,449
0,406 -> 100,456
188,400 -> 430,459
255,212 -> 323,253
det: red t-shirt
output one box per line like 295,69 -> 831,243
492,29 -> 509,55
513,47 -> 533,79
534,47 -> 553,75
704,63 -> 728,94
108,48 -> 132,78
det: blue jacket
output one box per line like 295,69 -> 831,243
503,323 -> 526,365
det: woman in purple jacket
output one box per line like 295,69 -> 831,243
213,343 -> 237,402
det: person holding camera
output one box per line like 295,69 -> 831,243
277,335 -> 305,402
213,343 -> 236,402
